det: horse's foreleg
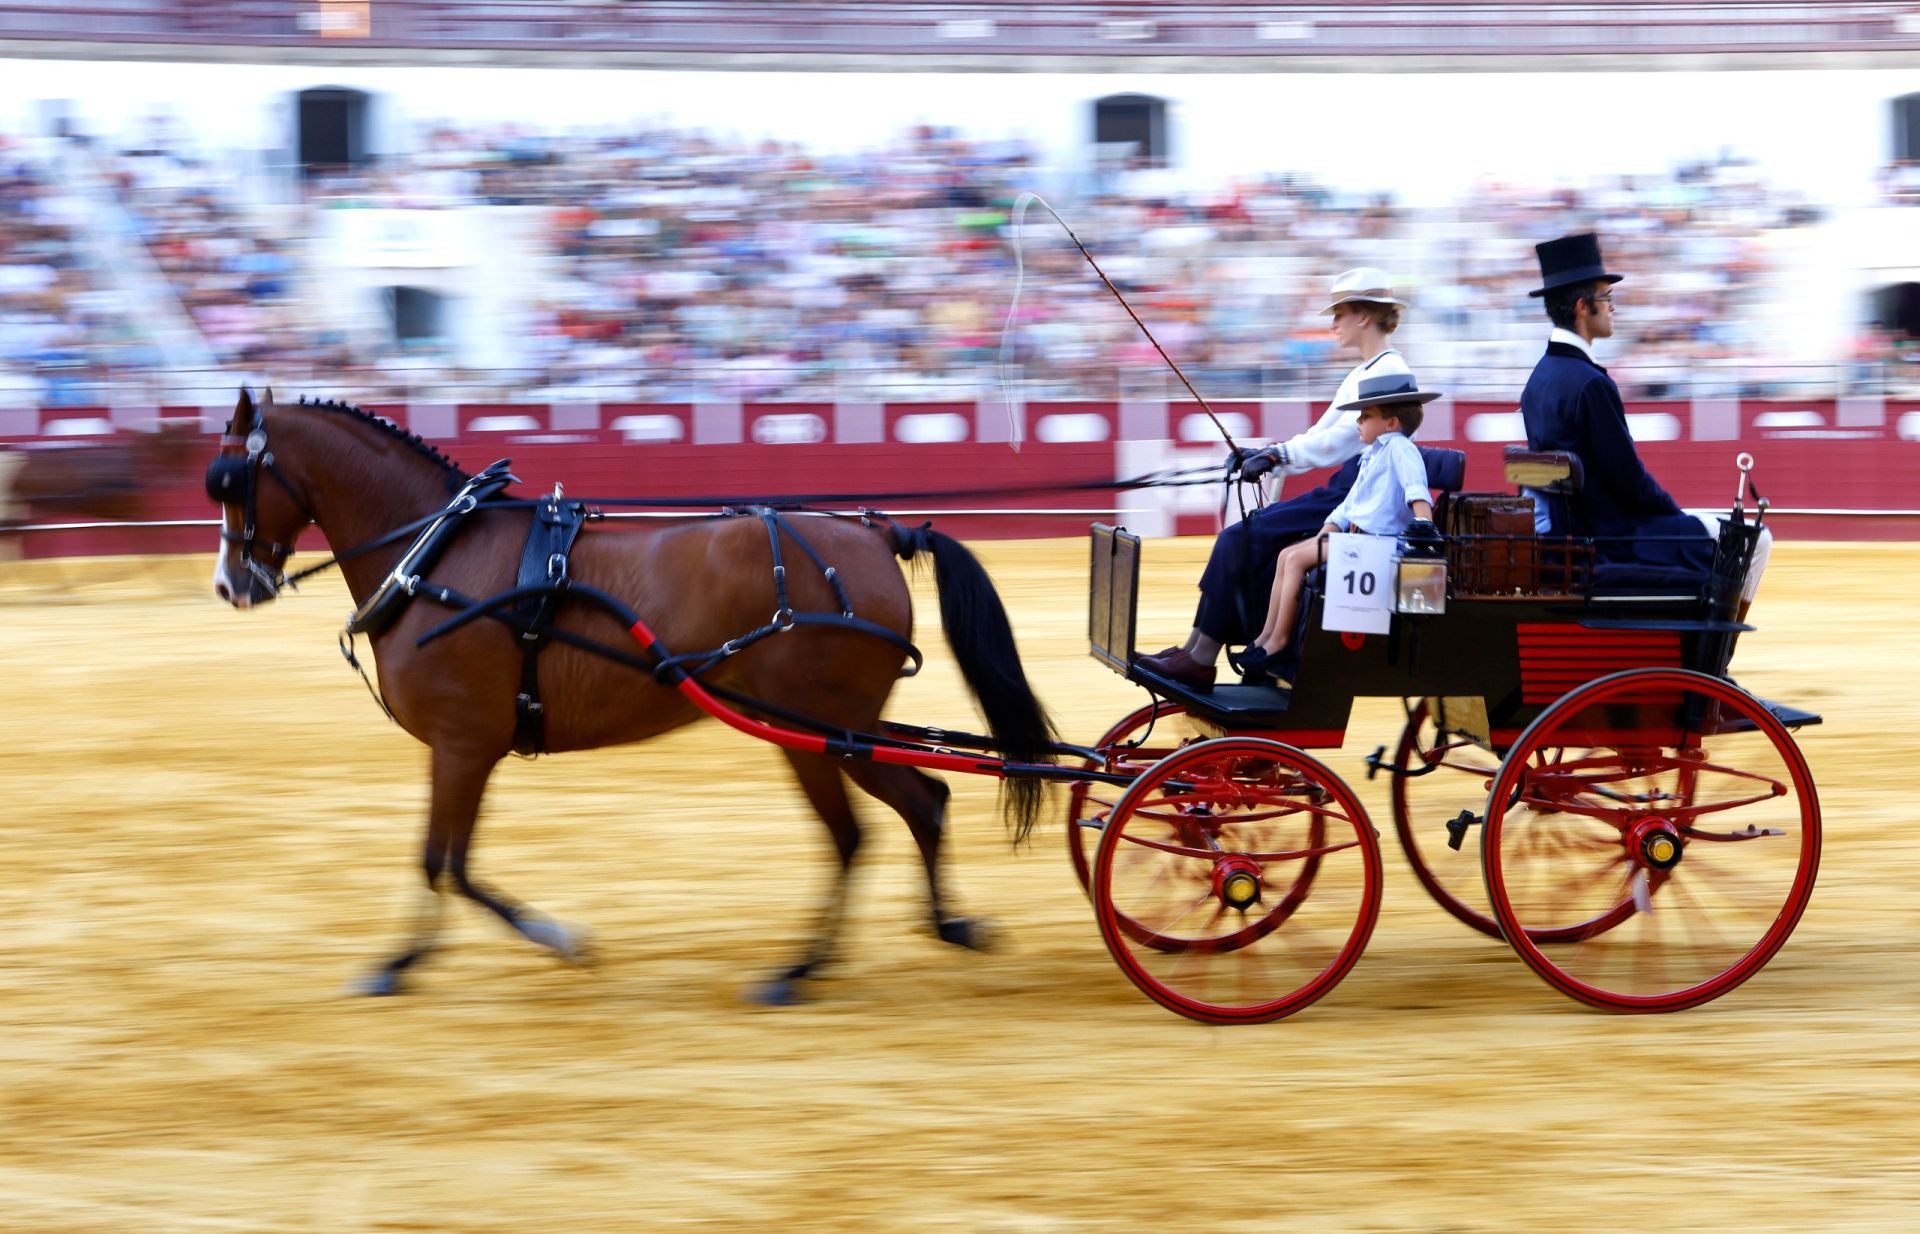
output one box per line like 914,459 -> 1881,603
436,748 -> 590,966
849,764 -> 993,952
354,810 -> 454,996
358,746 -> 583,996
751,751 -> 864,1006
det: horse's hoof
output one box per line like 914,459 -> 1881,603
352,968 -> 406,997
744,978 -> 807,1007
937,916 -> 996,951
518,917 -> 591,965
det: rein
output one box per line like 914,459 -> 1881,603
252,458 -> 1240,591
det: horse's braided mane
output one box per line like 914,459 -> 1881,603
293,395 -> 470,481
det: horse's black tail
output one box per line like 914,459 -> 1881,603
887,520 -> 1058,844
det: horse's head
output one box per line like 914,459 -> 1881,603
208,386 -> 314,608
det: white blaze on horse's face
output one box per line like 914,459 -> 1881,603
211,524 -> 246,607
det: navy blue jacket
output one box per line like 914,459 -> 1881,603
1520,340 -> 1709,571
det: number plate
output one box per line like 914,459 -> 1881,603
1320,533 -> 1395,634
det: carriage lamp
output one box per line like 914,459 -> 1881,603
1395,557 -> 1447,615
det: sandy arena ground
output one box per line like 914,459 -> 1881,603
0,539 -> 1913,1232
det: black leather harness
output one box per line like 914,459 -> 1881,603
317,468 -> 923,758
346,460 -> 519,639
508,487 -> 590,756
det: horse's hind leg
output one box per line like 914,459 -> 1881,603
358,746 -> 584,996
752,749 -> 864,1006
846,764 -> 993,951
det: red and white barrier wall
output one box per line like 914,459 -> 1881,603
3,396 -> 1917,557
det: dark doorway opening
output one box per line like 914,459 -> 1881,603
1871,282 -> 1920,340
386,286 -> 448,346
1093,94 -> 1169,167
296,87 -> 369,178
1894,93 -> 1920,162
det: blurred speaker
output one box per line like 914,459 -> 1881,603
296,87 -> 370,177
1093,94 -> 1168,167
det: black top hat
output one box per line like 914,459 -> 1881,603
1529,232 -> 1624,297
1337,372 -> 1444,410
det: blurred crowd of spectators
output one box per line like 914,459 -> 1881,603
4,120 -> 1917,410
1433,156 -> 1828,400
0,135 -> 155,409
109,143 -> 304,371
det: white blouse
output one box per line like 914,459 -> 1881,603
1276,347 -> 1412,475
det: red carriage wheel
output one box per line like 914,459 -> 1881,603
1092,737 -> 1383,1024
1068,700 -> 1202,896
1483,669 -> 1820,1012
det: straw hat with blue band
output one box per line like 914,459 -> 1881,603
1336,372 -> 1445,411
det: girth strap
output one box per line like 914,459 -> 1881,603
511,487 -> 589,757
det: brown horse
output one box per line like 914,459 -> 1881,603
7,422 -> 203,514
1,421 -> 203,549
206,388 -> 1057,1002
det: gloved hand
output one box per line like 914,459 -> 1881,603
1233,445 -> 1280,482
1401,518 -> 1445,558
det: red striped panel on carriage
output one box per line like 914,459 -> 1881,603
1514,624 -> 1683,705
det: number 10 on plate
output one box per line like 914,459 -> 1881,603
1320,532 -> 1395,635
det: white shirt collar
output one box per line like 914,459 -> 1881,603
1549,327 -> 1595,361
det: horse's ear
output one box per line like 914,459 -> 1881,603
262,386 -> 275,407
235,386 -> 255,419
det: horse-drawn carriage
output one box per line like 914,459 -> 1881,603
1073,446 -> 1819,1023
205,391 -> 1818,1023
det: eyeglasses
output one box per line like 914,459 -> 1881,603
1586,292 -> 1615,305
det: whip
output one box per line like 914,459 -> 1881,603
1001,192 -> 1243,459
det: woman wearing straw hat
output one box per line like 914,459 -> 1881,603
1136,267 -> 1414,689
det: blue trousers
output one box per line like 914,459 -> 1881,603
1193,458 -> 1361,646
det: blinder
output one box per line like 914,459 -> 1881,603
207,414 -> 311,598
205,453 -> 249,504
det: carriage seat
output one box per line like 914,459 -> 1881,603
1504,447 -> 1583,493
1590,560 -> 1713,598
1419,446 -> 1467,493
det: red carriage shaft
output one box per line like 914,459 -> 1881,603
625,615 -> 1011,779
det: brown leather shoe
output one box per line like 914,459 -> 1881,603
1134,646 -> 1217,689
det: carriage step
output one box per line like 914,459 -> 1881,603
1126,665 -> 1295,723
1761,699 -> 1822,730
1444,810 -> 1482,851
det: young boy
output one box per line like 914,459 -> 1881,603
1233,373 -> 1442,684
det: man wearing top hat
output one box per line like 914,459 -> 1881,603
1520,233 -> 1712,574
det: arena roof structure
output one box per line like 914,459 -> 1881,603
3,1 -> 1920,71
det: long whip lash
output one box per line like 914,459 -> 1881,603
1001,192 -> 1242,456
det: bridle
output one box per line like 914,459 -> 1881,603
205,406 -> 318,599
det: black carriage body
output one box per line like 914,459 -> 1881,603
1093,505 -> 1816,752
